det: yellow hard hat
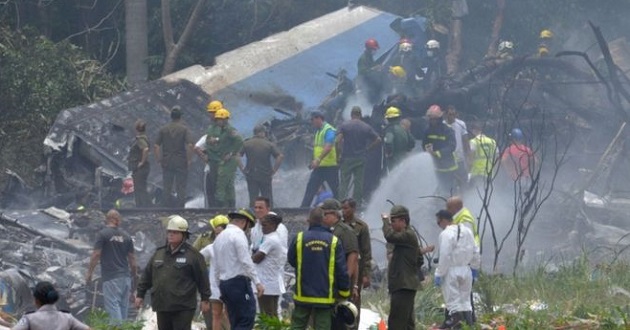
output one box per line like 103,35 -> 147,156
207,100 -> 223,113
540,29 -> 553,39
538,45 -> 549,57
214,108 -> 230,119
385,107 -> 401,119
209,215 -> 229,229
389,66 -> 407,78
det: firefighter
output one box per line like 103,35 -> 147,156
468,122 -> 498,187
423,105 -> 458,196
420,39 -> 447,91
383,107 -> 412,171
288,207 -> 351,330
192,214 -> 229,251
196,100 -> 224,207
357,38 -> 382,100
206,108 -> 243,208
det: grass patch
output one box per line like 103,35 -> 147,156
363,256 -> 630,329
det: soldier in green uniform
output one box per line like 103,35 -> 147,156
341,198 -> 372,327
320,198 -> 359,330
205,108 -> 243,208
381,205 -> 420,330
154,107 -> 194,207
136,215 -> 211,330
238,124 -> 284,207
383,107 -> 412,171
128,119 -> 151,207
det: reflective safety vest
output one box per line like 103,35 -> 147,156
313,122 -> 337,167
470,134 -> 497,177
294,231 -> 349,305
453,207 -> 480,246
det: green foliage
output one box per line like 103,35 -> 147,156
255,313 -> 291,329
364,254 -> 630,328
0,25 -> 123,185
85,309 -> 144,330
0,26 -> 123,124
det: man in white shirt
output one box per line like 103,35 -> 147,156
251,197 -> 288,252
212,208 -> 264,329
193,134 -> 213,207
445,105 -> 470,190
252,213 -> 288,317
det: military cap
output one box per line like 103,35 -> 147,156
320,198 -> 341,211
390,205 -> 409,218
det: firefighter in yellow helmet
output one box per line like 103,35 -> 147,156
538,29 -> 554,57
205,108 -> 243,207
196,100 -> 225,207
193,214 -> 229,251
383,107 -> 412,171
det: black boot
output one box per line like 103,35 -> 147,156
438,312 -> 463,329
462,311 -> 474,326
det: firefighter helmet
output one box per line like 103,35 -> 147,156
214,108 -> 231,119
365,38 -> 379,50
426,39 -> 440,49
384,107 -> 401,119
399,38 -> 413,52
167,215 -> 189,232
228,208 -> 256,226
510,128 -> 524,140
207,100 -> 223,113
334,301 -> 358,327
121,178 -> 134,195
540,29 -> 553,39
210,215 -> 229,229
426,104 -> 443,119
498,41 -> 514,53
389,66 -> 407,78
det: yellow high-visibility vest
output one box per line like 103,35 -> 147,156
313,122 -> 337,167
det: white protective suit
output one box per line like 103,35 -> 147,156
435,224 -> 481,313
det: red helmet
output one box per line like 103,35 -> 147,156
121,178 -> 134,195
365,38 -> 379,50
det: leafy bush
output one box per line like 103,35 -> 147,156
85,309 -> 144,330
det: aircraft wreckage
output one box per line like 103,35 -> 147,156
2,4 -> 630,327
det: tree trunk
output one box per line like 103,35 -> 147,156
125,0 -> 149,85
486,0 -> 506,58
446,18 -> 463,75
161,0 -> 206,76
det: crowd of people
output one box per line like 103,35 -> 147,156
6,193 -> 487,330
9,29 -> 553,330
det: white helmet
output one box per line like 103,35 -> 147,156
426,39 -> 440,49
498,41 -> 514,53
167,215 -> 189,232
334,301 -> 358,326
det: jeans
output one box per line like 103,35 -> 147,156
102,276 -> 131,323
